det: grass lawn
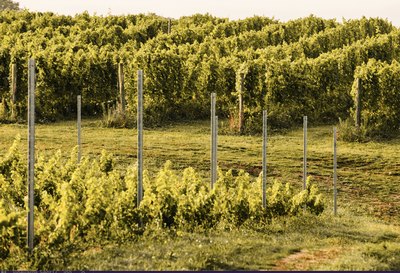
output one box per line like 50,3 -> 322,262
63,213 -> 400,271
1,118 -> 400,270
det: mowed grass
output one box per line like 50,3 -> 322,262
1,118 -> 400,270
64,212 -> 400,271
1,118 -> 399,221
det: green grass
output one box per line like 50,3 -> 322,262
2,119 -> 399,221
1,118 -> 400,270
64,213 -> 400,270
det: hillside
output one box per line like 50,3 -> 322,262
1,12 -> 400,269
0,12 -> 400,137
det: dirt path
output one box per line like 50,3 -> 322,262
272,247 -> 343,270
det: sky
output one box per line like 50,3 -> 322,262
17,0 -> 400,26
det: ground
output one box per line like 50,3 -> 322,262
1,119 -> 400,270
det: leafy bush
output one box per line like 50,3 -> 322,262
337,117 -> 367,142
348,59 -> 400,139
0,138 -> 325,268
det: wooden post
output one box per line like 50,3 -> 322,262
262,110 -> 267,209
303,116 -> 307,190
168,18 -> 171,34
355,78 -> 362,128
11,63 -> 17,103
211,93 -> 217,189
11,63 -> 17,119
27,59 -> 35,251
77,95 -> 82,163
239,73 -> 244,134
118,62 -> 126,114
137,70 -> 143,206
333,127 -> 338,216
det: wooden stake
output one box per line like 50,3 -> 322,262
168,18 -> 172,34
11,63 -> 17,103
118,62 -> 126,114
356,78 -> 362,128
11,63 -> 17,119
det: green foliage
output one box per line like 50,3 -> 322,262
349,59 -> 400,138
338,117 -> 367,142
362,243 -> 400,270
0,199 -> 25,260
0,97 -> 7,121
0,0 -> 19,11
0,11 -> 397,131
0,135 -> 26,207
0,139 -> 325,267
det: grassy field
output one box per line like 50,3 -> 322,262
1,118 -> 400,270
66,213 -> 400,270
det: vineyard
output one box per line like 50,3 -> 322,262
0,11 -> 400,136
1,120 -> 400,270
1,10 -> 400,270
0,134 -> 325,266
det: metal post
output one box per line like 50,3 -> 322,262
215,115 -> 218,183
211,93 -> 216,189
77,95 -> 82,163
333,127 -> 338,216
118,62 -> 126,113
27,59 -> 35,251
303,116 -> 307,190
262,110 -> 267,209
137,70 -> 143,206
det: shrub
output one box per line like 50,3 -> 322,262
0,139 -> 325,267
350,59 -> 400,139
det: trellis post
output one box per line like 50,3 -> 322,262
239,73 -> 244,134
356,78 -> 362,128
11,63 -> 17,119
77,95 -> 82,163
333,127 -> 338,216
262,110 -> 267,209
211,93 -> 217,189
118,62 -> 126,114
303,116 -> 308,190
137,70 -> 144,206
27,59 -> 35,251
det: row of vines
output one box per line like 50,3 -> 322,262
0,137 -> 324,268
0,11 -> 399,136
